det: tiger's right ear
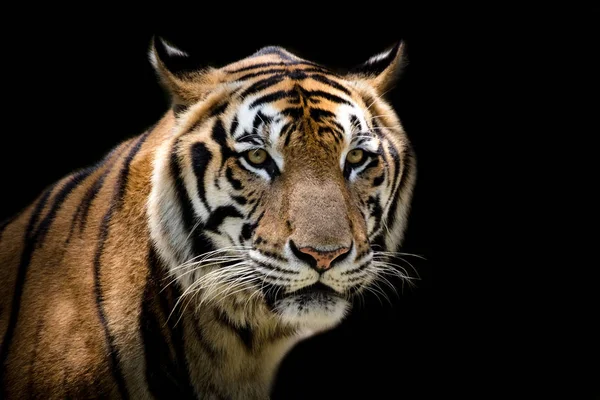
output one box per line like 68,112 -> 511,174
149,36 -> 212,110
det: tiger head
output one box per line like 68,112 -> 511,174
148,39 -> 416,333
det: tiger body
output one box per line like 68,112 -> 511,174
0,40 -> 416,399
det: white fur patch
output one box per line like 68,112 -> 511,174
274,295 -> 350,331
148,137 -> 196,285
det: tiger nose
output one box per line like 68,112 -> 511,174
290,241 -> 352,272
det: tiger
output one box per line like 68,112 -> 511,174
0,37 -> 416,399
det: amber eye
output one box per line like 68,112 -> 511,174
346,149 -> 365,164
246,149 -> 268,165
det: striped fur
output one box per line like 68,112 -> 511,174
0,39 -> 416,399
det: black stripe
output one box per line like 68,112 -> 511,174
364,158 -> 380,171
249,90 -> 297,109
225,166 -> 242,190
214,309 -> 254,351
229,115 -> 239,136
308,74 -> 352,96
305,90 -> 352,106
341,261 -> 372,276
289,69 -> 310,80
225,61 -> 325,74
246,197 -> 261,219
280,107 -> 302,120
367,195 -> 383,237
386,151 -> 414,241
347,274 -> 370,284
226,61 -> 291,73
252,110 -> 272,135
349,114 -> 362,133
190,142 -> 212,213
361,93 -> 375,109
204,206 -> 243,233
94,215 -> 129,400
170,144 -> 202,257
232,195 -> 247,205
93,132 -> 149,400
236,67 -> 337,82
191,318 -> 221,361
35,167 -> 95,246
78,163 -> 115,233
171,145 -> 215,259
0,168 -> 89,372
373,173 -> 385,187
309,108 -> 336,122
27,187 -> 56,238
331,121 -> 345,134
236,134 -> 263,146
256,260 -> 298,277
389,140 -> 402,191
282,121 -> 297,147
396,149 -> 414,196
212,119 -> 234,162
241,222 -> 255,241
72,138 -> 134,239
0,185 -> 53,384
0,214 -> 18,239
317,127 -> 336,140
380,139 -> 402,219
236,69 -> 288,81
141,247 -> 196,400
240,75 -> 286,98
278,122 -> 294,139
173,103 -> 188,115
115,134 -> 148,209
141,293 -> 187,399
371,234 -> 386,251
259,281 -> 285,310
209,101 -> 229,117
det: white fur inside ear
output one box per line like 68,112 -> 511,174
149,38 -> 189,69
149,49 -> 159,69
162,39 -> 189,58
365,48 -> 394,65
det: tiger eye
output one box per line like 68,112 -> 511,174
247,149 -> 268,165
346,149 -> 365,164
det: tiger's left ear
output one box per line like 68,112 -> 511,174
149,36 -> 212,109
349,42 -> 406,95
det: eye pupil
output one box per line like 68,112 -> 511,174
248,149 -> 268,165
347,149 -> 364,164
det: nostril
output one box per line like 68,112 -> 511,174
289,240 -> 317,269
330,242 -> 352,266
289,240 -> 352,272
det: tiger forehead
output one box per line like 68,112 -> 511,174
227,73 -> 369,146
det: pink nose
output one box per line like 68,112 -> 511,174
297,246 -> 351,271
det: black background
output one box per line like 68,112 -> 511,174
0,11 -> 594,400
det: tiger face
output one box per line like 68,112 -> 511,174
148,40 -> 416,332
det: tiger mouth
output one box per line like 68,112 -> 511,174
285,282 -> 343,298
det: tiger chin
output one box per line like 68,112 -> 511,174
0,37 -> 416,399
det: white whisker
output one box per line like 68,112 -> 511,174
365,88 -> 395,112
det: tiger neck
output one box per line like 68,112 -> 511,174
181,298 -> 307,399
